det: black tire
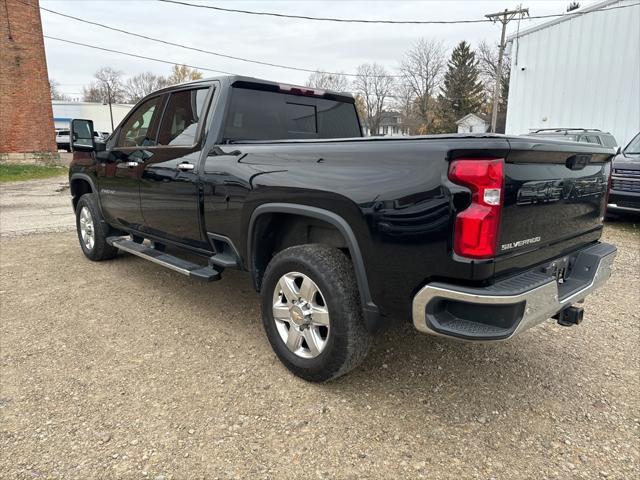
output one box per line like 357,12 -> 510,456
261,244 -> 371,382
75,193 -> 118,261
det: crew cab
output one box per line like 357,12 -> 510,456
69,76 -> 617,381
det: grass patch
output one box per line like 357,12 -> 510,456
0,164 -> 68,183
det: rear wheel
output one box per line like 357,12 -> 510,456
261,244 -> 371,382
75,194 -> 118,261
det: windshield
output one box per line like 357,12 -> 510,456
624,133 -> 640,155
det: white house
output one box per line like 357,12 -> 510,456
52,101 -> 134,133
505,0 -> 640,147
456,113 -> 489,133
363,111 -> 410,136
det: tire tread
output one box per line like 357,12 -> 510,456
261,244 -> 371,382
75,193 -> 118,261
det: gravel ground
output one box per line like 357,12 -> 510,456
0,175 -> 74,237
0,179 -> 638,479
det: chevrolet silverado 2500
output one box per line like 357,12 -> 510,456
69,76 -> 617,381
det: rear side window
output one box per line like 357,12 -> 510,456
157,88 -> 210,146
223,87 -> 361,142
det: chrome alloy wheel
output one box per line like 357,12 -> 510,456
272,272 -> 330,359
79,206 -> 95,250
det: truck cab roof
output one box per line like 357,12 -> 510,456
155,75 -> 356,104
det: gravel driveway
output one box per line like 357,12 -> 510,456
0,178 -> 638,479
0,175 -> 74,237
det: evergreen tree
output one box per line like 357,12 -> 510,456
438,41 -> 485,132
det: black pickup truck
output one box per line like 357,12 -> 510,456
69,76 -> 616,381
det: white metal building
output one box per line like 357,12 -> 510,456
52,101 -> 134,133
505,0 -> 640,147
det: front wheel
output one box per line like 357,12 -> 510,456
75,193 -> 118,261
261,244 -> 371,382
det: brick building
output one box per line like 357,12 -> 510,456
1,0 -> 56,154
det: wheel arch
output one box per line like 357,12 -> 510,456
70,174 -> 97,211
247,203 -> 381,331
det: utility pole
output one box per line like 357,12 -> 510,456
485,6 -> 529,133
106,83 -> 114,132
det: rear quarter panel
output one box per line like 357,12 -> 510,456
202,137 -> 511,317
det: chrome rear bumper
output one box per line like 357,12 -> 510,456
412,243 -> 616,342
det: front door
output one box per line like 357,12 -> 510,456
139,86 -> 213,248
97,94 -> 165,229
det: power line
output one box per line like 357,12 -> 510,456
158,0 -> 640,25
36,32 -> 498,104
31,0 -> 640,81
42,34 -> 239,76
36,4 -> 400,78
157,0 -> 489,24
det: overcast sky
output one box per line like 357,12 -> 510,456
41,0 -> 598,99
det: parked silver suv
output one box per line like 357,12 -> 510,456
528,128 -> 618,148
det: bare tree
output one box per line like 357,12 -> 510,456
80,67 -> 126,131
477,41 -> 510,97
49,78 -> 69,101
81,85 -> 101,103
392,82 -> 420,134
477,41 -> 511,132
82,67 -> 126,104
167,64 -> 204,85
352,63 -> 395,136
305,70 -> 349,92
125,72 -> 169,104
400,38 -> 446,133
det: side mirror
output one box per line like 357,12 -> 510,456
71,119 -> 96,152
615,146 -> 622,155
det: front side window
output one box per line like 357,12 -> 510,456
117,96 -> 162,147
157,88 -> 209,146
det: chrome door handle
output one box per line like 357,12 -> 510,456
117,161 -> 140,169
177,162 -> 195,171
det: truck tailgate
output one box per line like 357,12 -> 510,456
495,137 -> 613,277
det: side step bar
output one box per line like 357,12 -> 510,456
107,237 -> 221,282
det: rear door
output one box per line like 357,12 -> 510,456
138,85 -> 214,249
495,137 -> 613,276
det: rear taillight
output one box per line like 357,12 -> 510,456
448,158 -> 505,259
